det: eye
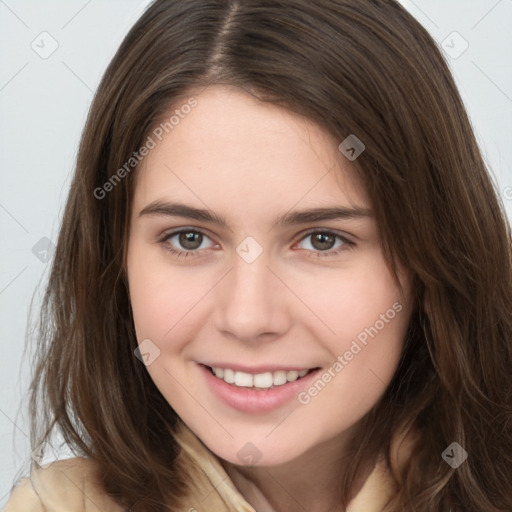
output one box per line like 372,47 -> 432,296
159,228 -> 354,259
296,230 -> 353,256
160,229 -> 216,257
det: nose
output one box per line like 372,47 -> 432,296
214,251 -> 292,343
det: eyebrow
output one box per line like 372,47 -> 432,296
138,200 -> 373,228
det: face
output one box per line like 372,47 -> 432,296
126,85 -> 413,467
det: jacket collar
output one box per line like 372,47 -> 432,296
174,420 -> 415,511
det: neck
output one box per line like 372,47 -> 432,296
221,435 -> 379,512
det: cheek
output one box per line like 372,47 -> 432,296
127,260 -> 213,428
127,247 -> 215,349
127,253 -> 208,401
127,247 -> 178,339
291,256 -> 409,346
294,260 -> 411,421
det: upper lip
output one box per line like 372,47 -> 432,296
200,362 -> 318,374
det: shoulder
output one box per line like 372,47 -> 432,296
4,457 -> 125,512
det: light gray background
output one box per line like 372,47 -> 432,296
1,0 -> 511,505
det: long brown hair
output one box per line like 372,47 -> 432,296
25,0 -> 512,510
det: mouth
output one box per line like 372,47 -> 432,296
199,363 -> 322,413
202,364 -> 320,390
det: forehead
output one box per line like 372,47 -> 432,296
132,85 -> 370,219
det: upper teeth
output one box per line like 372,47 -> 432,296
211,367 -> 310,389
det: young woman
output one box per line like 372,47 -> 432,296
5,0 -> 512,511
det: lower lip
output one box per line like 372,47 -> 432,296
199,364 -> 320,413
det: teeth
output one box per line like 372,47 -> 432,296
223,368 -> 235,384
210,366 -> 312,389
287,370 -> 299,382
235,372 -> 253,387
253,372 -> 273,388
273,370 -> 287,386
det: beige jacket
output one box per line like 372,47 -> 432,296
5,420 -> 412,511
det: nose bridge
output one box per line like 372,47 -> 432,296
214,249 -> 289,340
235,252 -> 273,298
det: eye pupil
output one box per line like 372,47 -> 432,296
179,231 -> 202,250
312,233 -> 335,251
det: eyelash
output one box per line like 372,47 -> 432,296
158,228 -> 355,259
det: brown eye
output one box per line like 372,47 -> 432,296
310,233 -> 336,251
179,231 -> 203,250
161,229 -> 215,254
296,231 -> 351,256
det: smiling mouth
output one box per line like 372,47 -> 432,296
204,365 -> 319,390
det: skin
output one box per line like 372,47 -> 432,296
126,85 -> 413,512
